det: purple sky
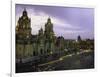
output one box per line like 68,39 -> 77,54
15,4 -> 94,40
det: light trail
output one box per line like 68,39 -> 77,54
38,49 -> 92,67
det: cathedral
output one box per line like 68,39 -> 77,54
16,9 -> 61,60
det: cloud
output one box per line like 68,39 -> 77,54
30,10 -> 82,35
54,27 -> 87,36
16,9 -> 84,37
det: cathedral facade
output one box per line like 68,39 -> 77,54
16,9 -> 59,60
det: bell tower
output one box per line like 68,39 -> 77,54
44,17 -> 54,39
44,17 -> 55,54
16,9 -> 33,60
16,8 -> 31,39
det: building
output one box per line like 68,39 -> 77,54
16,9 -> 59,60
16,9 -> 94,64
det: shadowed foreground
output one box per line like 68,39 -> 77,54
16,51 -> 94,73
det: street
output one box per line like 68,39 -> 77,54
16,50 -> 94,73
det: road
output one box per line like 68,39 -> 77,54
16,49 -> 94,73
38,50 -> 92,66
38,50 -> 94,71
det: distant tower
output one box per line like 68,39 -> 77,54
77,35 -> 82,42
38,27 -> 43,37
